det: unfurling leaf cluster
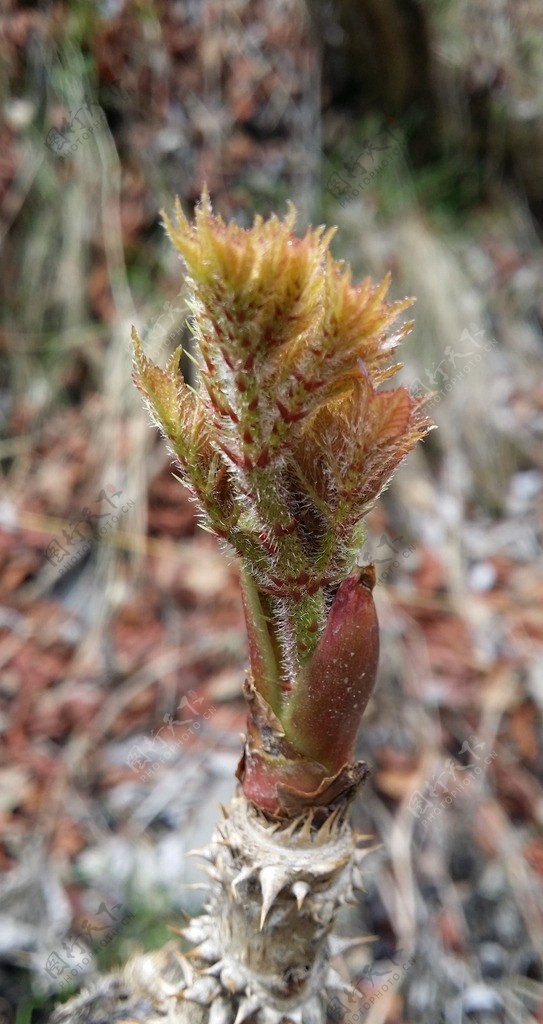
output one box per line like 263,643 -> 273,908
133,190 -> 431,687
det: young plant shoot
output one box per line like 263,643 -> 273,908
50,192 -> 431,1024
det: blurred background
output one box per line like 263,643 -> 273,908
1,1 -> 543,1021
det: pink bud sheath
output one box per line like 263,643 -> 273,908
281,566 -> 379,773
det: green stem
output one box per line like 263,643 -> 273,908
240,567 -> 282,717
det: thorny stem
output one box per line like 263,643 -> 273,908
49,793 -> 373,1024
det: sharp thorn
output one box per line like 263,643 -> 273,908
186,939 -> 222,962
299,815 -> 314,843
354,842 -> 382,863
352,831 -> 374,844
352,867 -> 365,891
203,959 -> 225,977
187,846 -> 215,861
280,818 -> 302,841
319,806 -> 340,841
182,976 -> 221,1005
209,996 -> 234,1024
181,921 -> 210,945
259,865 -> 289,929
230,864 -> 254,898
234,996 -> 261,1024
327,966 -> 358,997
220,963 -> 247,994
292,880 -> 310,910
328,934 -> 376,957
200,864 -> 221,880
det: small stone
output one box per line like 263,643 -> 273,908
3,98 -> 35,130
448,842 -> 478,883
479,943 -> 507,979
468,561 -> 497,592
406,975 -> 439,1013
507,470 -> 542,510
517,951 -> 543,982
492,901 -> 523,945
209,996 -> 234,1024
478,864 -> 507,901
461,983 -> 504,1014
